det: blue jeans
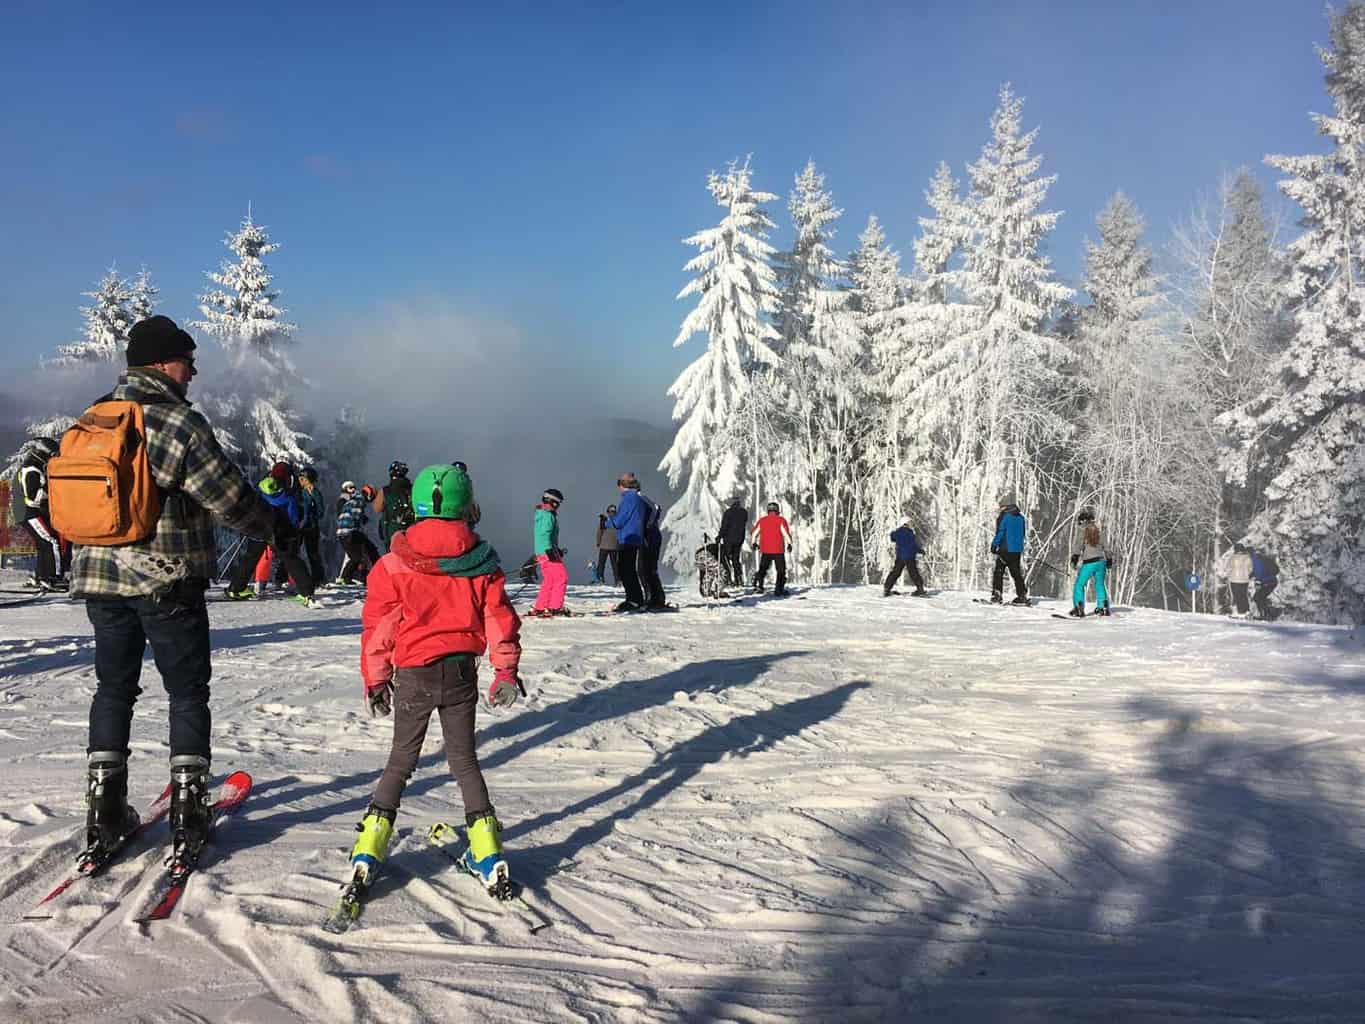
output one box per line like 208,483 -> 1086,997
1073,561 -> 1108,609
85,587 -> 213,759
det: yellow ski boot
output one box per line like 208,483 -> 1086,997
461,811 -> 511,899
349,805 -> 395,884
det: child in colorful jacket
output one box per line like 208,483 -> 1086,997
530,487 -> 567,617
350,464 -> 524,898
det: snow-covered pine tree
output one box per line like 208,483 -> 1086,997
192,210 -> 308,469
1221,0 -> 1365,624
773,161 -> 849,582
918,87 -> 1074,588
1170,170 -> 1286,611
128,267 -> 159,324
880,163 -> 977,584
847,216 -> 907,578
193,210 -> 297,371
659,160 -> 782,570
49,268 -> 132,366
1069,193 -> 1179,605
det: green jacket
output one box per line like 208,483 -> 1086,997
533,504 -> 559,555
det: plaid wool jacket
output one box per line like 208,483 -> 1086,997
70,369 -> 275,599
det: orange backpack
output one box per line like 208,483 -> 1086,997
48,400 -> 162,545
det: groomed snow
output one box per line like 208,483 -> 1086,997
2,582 -> 1363,1022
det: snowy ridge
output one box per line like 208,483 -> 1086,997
1,583 -> 1363,1021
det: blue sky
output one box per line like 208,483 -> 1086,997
0,1 -> 1335,423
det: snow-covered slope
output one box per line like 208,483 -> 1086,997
1,583 -> 1363,1022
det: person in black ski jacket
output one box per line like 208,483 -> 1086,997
717,496 -> 748,588
17,436 -> 70,588
373,461 -> 415,552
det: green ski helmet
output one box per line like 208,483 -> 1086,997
411,463 -> 474,520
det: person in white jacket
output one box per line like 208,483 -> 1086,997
1222,543 -> 1254,617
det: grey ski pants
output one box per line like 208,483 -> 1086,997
371,655 -> 491,819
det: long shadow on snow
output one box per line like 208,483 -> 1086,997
684,695 -> 1365,1022
0,616 -> 361,681
501,681 -> 871,886
238,652 -> 806,846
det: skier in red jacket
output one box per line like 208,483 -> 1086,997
347,463 -> 524,900
750,502 -> 793,595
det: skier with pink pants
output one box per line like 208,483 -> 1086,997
530,488 -> 568,617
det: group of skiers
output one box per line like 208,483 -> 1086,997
6,311 -> 1291,917
693,496 -> 795,599
1217,542 -> 1280,620
538,473 -> 667,615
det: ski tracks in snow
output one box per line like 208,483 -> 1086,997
1,583 -> 1365,1020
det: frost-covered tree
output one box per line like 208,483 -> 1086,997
128,267 -> 159,324
1069,194 -> 1180,605
771,162 -> 850,581
192,210 -> 308,469
193,211 -> 297,371
917,86 -> 1074,587
1221,1 -> 1365,623
1169,170 -> 1286,610
49,268 -> 132,366
848,216 -> 908,576
660,160 -> 781,569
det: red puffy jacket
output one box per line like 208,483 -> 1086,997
361,519 -> 521,686
751,513 -> 791,555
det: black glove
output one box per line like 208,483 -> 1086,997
1105,558 -> 1113,569
786,543 -> 792,553
365,681 -> 393,718
1069,554 -> 1079,569
547,548 -> 563,563
990,542 -> 999,555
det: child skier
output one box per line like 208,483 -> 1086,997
349,464 -> 524,899
529,488 -> 568,617
883,508 -> 928,596
335,482 -> 380,585
1068,511 -> 1113,617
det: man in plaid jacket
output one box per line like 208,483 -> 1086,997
73,315 -> 276,865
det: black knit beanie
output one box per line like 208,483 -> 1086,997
126,316 -> 197,367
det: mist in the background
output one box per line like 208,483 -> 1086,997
300,297 -> 678,583
1,296 -> 680,585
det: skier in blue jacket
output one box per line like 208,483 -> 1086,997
606,473 -> 650,611
883,509 -> 928,597
989,494 -> 1029,605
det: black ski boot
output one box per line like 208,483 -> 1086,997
169,754 -> 212,870
1096,601 -> 1111,617
83,751 -> 138,862
1068,603 -> 1085,618
989,592 -> 1003,604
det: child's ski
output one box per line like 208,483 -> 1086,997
322,867 -> 372,934
135,770 -> 252,923
426,822 -> 551,933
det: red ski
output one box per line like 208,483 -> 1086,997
24,783 -> 174,919
136,770 -> 252,923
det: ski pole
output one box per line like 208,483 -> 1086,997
217,535 -> 246,579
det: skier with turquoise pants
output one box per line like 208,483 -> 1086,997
1068,511 -> 1113,617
